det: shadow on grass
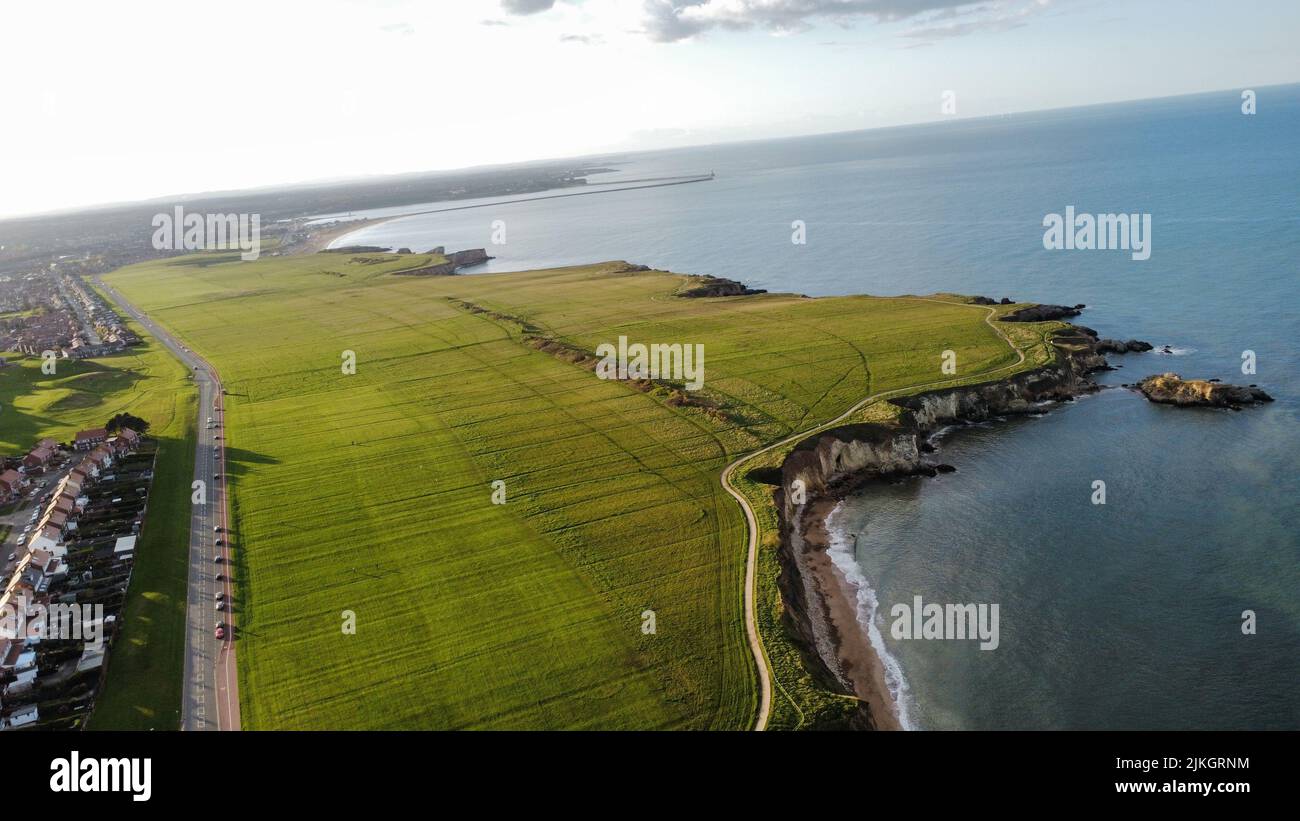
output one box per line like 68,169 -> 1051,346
220,446 -> 281,479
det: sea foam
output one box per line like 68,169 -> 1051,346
824,502 -> 916,730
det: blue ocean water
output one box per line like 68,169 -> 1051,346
334,85 -> 1300,729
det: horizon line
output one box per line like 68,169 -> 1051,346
4,79 -> 1296,224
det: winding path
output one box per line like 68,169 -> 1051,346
721,298 -> 1029,730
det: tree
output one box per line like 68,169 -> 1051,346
106,413 -> 149,434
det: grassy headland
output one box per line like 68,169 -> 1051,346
102,251 -> 1049,729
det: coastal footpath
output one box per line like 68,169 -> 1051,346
742,302 -> 1274,730
766,323 -> 1105,728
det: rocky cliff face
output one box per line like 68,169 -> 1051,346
446,248 -> 490,268
999,303 -> 1086,322
777,425 -> 922,524
768,325 -> 1108,728
893,331 -> 1104,429
393,248 -> 493,276
773,328 -> 1107,527
676,275 -> 767,297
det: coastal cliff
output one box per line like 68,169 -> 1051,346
393,248 -> 494,276
676,274 -> 768,297
770,324 -> 1109,729
998,303 -> 1086,322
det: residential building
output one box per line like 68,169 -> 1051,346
73,428 -> 107,451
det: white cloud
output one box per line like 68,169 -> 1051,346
501,0 -> 557,14
632,0 -> 1059,42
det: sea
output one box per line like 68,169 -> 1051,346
329,84 -> 1300,730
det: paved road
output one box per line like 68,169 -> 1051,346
1,461 -> 75,576
93,277 -> 241,731
721,299 -> 1026,730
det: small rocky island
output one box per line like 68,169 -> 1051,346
1134,373 -> 1273,409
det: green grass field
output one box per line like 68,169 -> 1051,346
0,342 -> 179,452
101,251 -> 1043,729
0,315 -> 197,729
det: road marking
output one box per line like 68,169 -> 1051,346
96,278 -> 241,732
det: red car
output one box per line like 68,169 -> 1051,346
215,624 -> 225,640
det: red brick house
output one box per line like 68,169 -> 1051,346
0,469 -> 25,502
22,445 -> 54,471
73,428 -> 108,451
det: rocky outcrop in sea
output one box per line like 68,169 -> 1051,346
1133,373 -> 1273,408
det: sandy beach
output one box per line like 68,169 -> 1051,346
798,496 -> 903,730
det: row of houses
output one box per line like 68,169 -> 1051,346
1,428 -> 146,730
0,438 -> 61,505
62,275 -> 140,348
0,273 -> 137,360
3,307 -> 78,358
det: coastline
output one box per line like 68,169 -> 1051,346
772,319 -> 1117,730
301,174 -> 717,255
797,496 -> 905,729
279,217 -> 390,255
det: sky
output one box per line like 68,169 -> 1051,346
1,0 -> 1296,218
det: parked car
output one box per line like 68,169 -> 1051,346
215,624 -> 225,640
16,535 -> 26,546
215,573 -> 225,582
215,601 -> 224,611
214,554 -> 222,564
215,539 -> 225,547
215,591 -> 225,601
213,526 -> 222,533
